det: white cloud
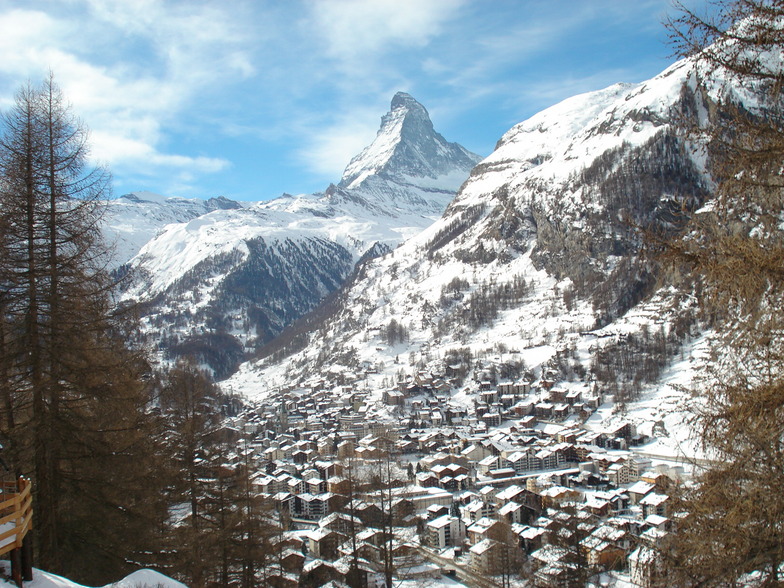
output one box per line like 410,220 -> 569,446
307,0 -> 466,69
91,131 -> 229,172
0,1 -> 255,193
296,107 -> 383,177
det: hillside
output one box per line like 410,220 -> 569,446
221,54 -> 727,452
111,94 -> 480,378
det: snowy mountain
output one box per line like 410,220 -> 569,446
103,191 -> 244,267
115,94 -> 480,378
222,55 -> 740,450
338,91 -> 481,213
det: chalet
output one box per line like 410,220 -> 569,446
437,463 -> 469,480
488,467 -> 516,480
495,484 -> 525,506
266,570 -> 299,588
280,549 -> 306,574
336,440 -> 355,459
514,401 -> 535,417
319,512 -> 361,536
555,429 -> 580,444
477,455 -> 499,475
306,528 -> 344,561
307,477 -> 326,494
530,544 -> 572,588
553,403 -> 570,421
577,431 -> 605,448
353,501 -> 383,527
327,476 -> 350,496
382,390 -> 405,406
579,525 -> 629,570
467,517 -> 503,545
415,472 -> 439,488
426,504 -> 449,520
287,477 -> 305,495
498,501 -> 525,524
479,485 -> 497,503
392,497 -> 416,520
640,493 -> 669,518
628,545 -> 665,588
481,390 -> 498,404
271,491 -> 294,515
627,480 -> 655,505
538,486 -> 581,508
535,402 -> 554,419
469,538 -> 503,575
644,514 -> 669,532
355,528 -> 382,550
519,525 -> 546,553
433,379 -> 451,394
465,499 -> 494,523
549,389 -> 567,403
608,422 -> 636,442
461,443 -> 491,462
640,471 -> 674,492
426,514 -> 465,549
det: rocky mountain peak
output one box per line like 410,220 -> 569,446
388,91 -> 432,129
338,92 -> 481,191
390,90 -> 423,111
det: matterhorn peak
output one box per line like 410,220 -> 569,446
338,92 -> 480,191
389,91 -> 430,124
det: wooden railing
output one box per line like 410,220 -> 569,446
0,478 -> 32,557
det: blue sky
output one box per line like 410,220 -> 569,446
0,0 -> 697,201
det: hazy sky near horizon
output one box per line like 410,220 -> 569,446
0,0 -> 700,201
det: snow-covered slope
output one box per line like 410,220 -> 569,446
118,94 -> 480,378
103,191 -> 243,267
223,54 -> 745,450
0,565 -> 187,588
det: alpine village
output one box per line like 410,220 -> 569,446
0,2 -> 782,588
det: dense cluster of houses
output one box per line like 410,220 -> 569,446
225,370 -> 683,587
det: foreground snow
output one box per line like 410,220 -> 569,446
0,565 -> 187,588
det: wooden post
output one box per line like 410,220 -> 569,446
10,547 -> 21,588
21,533 -> 32,581
16,477 -> 32,584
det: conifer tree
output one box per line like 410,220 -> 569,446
159,361 -> 224,586
160,362 -> 277,587
662,2 -> 784,585
0,75 -> 166,583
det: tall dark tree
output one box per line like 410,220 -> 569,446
662,2 -> 784,585
160,362 -> 277,587
160,361 -> 224,587
0,75 -> 166,583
